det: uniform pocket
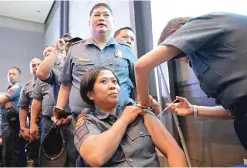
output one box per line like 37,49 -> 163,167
73,58 -> 96,75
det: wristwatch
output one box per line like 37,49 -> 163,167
193,105 -> 198,119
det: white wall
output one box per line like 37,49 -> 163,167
0,16 -> 44,91
0,15 -> 44,33
44,4 -> 60,47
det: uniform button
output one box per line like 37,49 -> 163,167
129,158 -> 133,162
140,132 -> 143,135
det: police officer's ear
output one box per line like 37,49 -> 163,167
87,91 -> 94,101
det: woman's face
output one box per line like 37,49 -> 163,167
88,70 -> 120,108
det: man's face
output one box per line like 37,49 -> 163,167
43,46 -> 55,58
115,29 -> 135,47
89,6 -> 114,36
8,68 -> 20,84
30,58 -> 42,76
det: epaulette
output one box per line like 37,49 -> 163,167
70,39 -> 86,46
24,80 -> 32,86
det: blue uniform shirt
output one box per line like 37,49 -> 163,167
161,12 -> 247,110
59,37 -> 137,114
1,82 -> 22,130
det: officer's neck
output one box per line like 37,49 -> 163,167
96,106 -> 117,116
93,35 -> 110,49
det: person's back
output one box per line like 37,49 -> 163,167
163,12 -> 247,109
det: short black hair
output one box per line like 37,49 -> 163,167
80,66 -> 119,106
114,27 -> 134,38
89,3 -> 113,16
10,67 -> 21,74
61,33 -> 72,39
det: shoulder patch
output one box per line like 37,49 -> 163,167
24,81 -> 32,86
7,89 -> 15,95
75,123 -> 89,141
71,39 -> 86,46
12,84 -> 21,89
76,113 -> 86,128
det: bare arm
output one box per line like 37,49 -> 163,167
143,113 -> 187,167
195,105 -> 230,120
0,95 -> 10,105
135,45 -> 182,105
36,50 -> 60,80
30,99 -> 42,140
55,83 -> 72,109
168,96 -> 231,120
19,107 -> 28,129
31,99 -> 42,125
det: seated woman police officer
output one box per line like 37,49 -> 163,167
74,66 -> 187,167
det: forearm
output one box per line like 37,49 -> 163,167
143,114 -> 187,167
0,95 -> 10,105
19,107 -> 28,129
31,99 -> 42,124
135,46 -> 179,103
37,50 -> 59,80
80,118 -> 129,167
196,105 -> 230,120
56,84 -> 72,110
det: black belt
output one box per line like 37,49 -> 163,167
228,102 -> 247,119
41,115 -> 52,121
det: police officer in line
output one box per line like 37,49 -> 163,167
114,26 -> 136,48
52,3 -> 137,124
18,58 -> 42,166
36,36 -> 82,166
30,46 -> 55,144
0,67 -> 23,166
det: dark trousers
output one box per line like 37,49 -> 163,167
2,125 -> 27,167
234,117 -> 247,150
61,119 -> 78,167
229,102 -> 247,150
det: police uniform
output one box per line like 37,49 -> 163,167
161,12 -> 247,149
59,37 -> 137,115
74,107 -> 160,167
18,79 -> 36,117
18,79 -> 39,166
1,82 -> 23,166
1,82 -> 22,130
40,53 -> 77,166
32,78 -> 54,142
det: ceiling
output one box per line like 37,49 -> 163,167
0,1 -> 54,23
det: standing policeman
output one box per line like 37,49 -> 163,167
36,36 -> 82,166
0,67 -> 22,166
18,58 -> 42,166
54,3 -> 137,121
